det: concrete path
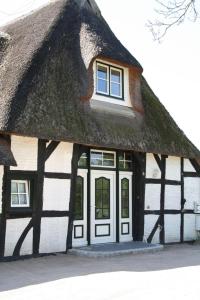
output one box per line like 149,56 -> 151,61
0,243 -> 200,300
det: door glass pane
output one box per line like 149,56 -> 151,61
95,177 -> 110,219
74,176 -> 84,220
121,178 -> 129,218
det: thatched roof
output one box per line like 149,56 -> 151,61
0,136 -> 16,166
0,0 -> 199,159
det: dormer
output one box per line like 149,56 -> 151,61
91,58 -> 144,113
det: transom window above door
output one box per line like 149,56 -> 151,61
90,150 -> 116,168
96,62 -> 123,99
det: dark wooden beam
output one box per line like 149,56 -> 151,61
189,159 -> 200,175
42,211 -> 70,218
0,167 -> 10,257
160,155 -> 166,244
13,219 -> 33,257
33,139 -> 46,255
45,141 -> 60,162
183,172 -> 199,177
66,144 -> 82,250
147,215 -> 161,243
116,151 -> 119,243
153,154 -> 162,172
145,178 -> 181,185
44,172 -> 71,179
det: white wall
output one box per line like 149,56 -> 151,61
184,177 -> 200,209
146,153 -> 161,179
145,184 -> 161,211
144,215 -> 160,244
165,215 -> 181,243
164,185 -> 181,210
10,136 -> 38,170
184,159 -> 196,172
5,218 -> 32,257
166,156 -> 181,181
45,142 -> 73,173
43,178 -> 70,211
39,217 -> 68,253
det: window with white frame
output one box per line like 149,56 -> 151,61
119,152 -> 132,171
96,62 -> 123,99
90,150 -> 116,168
11,180 -> 30,207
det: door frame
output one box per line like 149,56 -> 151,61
90,170 -> 116,244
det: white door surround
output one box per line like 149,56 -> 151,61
90,170 -> 116,244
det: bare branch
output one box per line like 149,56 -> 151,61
147,0 -> 199,41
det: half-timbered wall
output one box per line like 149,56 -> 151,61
144,154 -> 199,244
0,135 -> 74,258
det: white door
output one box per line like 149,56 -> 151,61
119,172 -> 132,242
90,170 -> 116,244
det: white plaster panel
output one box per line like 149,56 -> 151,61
184,178 -> 200,209
144,215 -> 159,244
43,178 -> 70,211
164,185 -> 181,210
20,228 -> 33,256
166,156 -> 181,181
45,142 -> 73,173
184,214 -> 196,241
5,218 -> 32,257
146,153 -> 161,179
145,184 -> 161,210
184,159 -> 195,172
165,215 -> 180,243
0,166 -> 4,214
39,217 -> 68,253
10,136 -> 37,170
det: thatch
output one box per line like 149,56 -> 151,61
0,0 -> 199,159
0,136 -> 16,166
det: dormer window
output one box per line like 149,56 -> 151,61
96,62 -> 123,100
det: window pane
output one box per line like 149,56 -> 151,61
78,153 -> 87,167
96,208 -> 103,219
91,152 -> 102,166
111,82 -> 121,97
97,79 -> 108,93
102,209 -> 109,218
74,176 -> 83,220
19,194 -> 27,205
103,153 -> 114,160
124,161 -> 132,171
18,183 -> 26,193
95,177 -> 110,219
121,178 -> 129,218
122,208 -> 129,218
11,194 -> 19,205
97,66 -> 108,80
11,182 -> 17,193
111,69 -> 120,83
125,153 -> 132,161
103,159 -> 114,167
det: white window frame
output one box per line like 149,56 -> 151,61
96,63 -> 109,96
90,149 -> 116,168
119,152 -> 132,170
96,62 -> 123,100
110,66 -> 123,98
11,180 -> 30,208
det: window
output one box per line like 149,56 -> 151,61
121,178 -> 129,218
11,180 -> 30,207
95,177 -> 110,219
90,150 -> 115,168
74,176 -> 84,220
96,62 -> 123,99
119,152 -> 132,170
78,153 -> 87,168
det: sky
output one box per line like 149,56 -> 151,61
0,0 -> 200,149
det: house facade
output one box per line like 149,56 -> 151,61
0,0 -> 200,260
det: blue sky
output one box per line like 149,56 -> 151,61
1,0 -> 200,149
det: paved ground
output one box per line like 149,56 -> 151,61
0,243 -> 200,300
